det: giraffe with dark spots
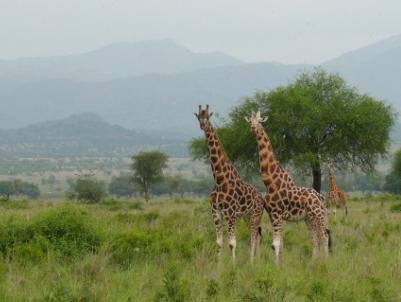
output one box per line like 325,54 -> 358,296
195,105 -> 265,262
245,111 -> 331,263
326,160 -> 348,217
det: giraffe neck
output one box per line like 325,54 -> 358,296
255,127 -> 295,191
328,167 -> 337,191
203,122 -> 239,184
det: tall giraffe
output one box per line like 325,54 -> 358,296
195,105 -> 265,262
246,111 -> 331,262
326,160 -> 348,216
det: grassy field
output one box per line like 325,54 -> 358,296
0,196 -> 400,301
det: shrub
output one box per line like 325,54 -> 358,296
128,200 -> 144,210
0,206 -> 102,260
31,207 -> 103,256
65,175 -> 106,204
108,174 -> 136,197
390,203 -> 401,212
109,229 -> 155,266
155,266 -> 190,302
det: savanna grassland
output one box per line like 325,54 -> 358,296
0,196 -> 400,302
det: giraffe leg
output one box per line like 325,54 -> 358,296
332,199 -> 337,218
317,225 -> 330,258
211,207 -> 223,257
249,213 -> 263,263
307,220 -> 319,260
227,217 -> 237,262
271,218 -> 283,265
244,216 -> 256,263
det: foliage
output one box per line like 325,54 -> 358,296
131,151 -> 168,201
65,174 -> 106,203
0,179 -> 40,199
190,68 -> 396,192
152,176 -> 213,196
384,148 -> 401,194
108,174 -> 136,197
0,206 -> 102,260
0,197 -> 400,301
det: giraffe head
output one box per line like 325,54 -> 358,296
245,111 -> 267,133
194,104 -> 213,131
326,160 -> 333,169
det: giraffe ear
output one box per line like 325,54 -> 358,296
261,116 -> 268,123
244,116 -> 250,122
194,113 -> 199,118
209,112 -> 213,118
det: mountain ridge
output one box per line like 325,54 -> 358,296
0,112 -> 188,158
0,39 -> 242,81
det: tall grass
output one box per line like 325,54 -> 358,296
0,197 -> 400,301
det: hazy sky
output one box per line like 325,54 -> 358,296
1,0 -> 401,64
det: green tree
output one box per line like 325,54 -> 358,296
0,180 -> 40,199
384,149 -> 401,194
109,174 -> 136,197
66,174 -> 106,203
0,181 -> 15,199
191,69 -> 395,192
130,151 -> 168,201
18,182 -> 40,199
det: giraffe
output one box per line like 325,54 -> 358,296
326,160 -> 348,217
245,111 -> 331,263
195,105 -> 265,262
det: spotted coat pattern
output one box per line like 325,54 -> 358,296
326,160 -> 348,216
195,105 -> 264,262
247,112 -> 331,262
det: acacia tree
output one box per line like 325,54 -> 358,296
131,151 -> 168,201
191,69 -> 395,192
384,149 -> 401,194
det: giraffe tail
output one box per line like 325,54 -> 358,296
326,228 -> 332,252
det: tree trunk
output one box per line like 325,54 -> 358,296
311,164 -> 322,193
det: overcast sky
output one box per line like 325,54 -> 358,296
1,0 -> 400,64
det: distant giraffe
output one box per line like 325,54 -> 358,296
195,105 -> 264,262
246,111 -> 331,262
326,160 -> 348,217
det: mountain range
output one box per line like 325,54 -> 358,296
1,35 -> 401,140
0,113 -> 187,158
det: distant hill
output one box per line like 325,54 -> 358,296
1,36 -> 401,138
0,62 -> 309,133
323,34 -> 401,112
0,39 -> 242,81
0,113 -> 188,157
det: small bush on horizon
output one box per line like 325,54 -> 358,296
65,174 -> 106,204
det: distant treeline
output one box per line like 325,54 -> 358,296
0,180 -> 40,199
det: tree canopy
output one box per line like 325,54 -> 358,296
65,174 -> 106,203
190,69 -> 396,192
384,149 -> 401,194
131,151 -> 168,201
0,179 -> 40,199
108,174 -> 136,197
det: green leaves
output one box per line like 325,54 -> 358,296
131,151 -> 169,200
190,68 -> 396,182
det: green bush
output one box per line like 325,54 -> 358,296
127,200 -> 144,210
66,175 -> 106,204
31,207 -> 102,256
155,266 -> 190,302
0,206 -> 103,260
390,203 -> 401,212
109,229 -> 155,266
